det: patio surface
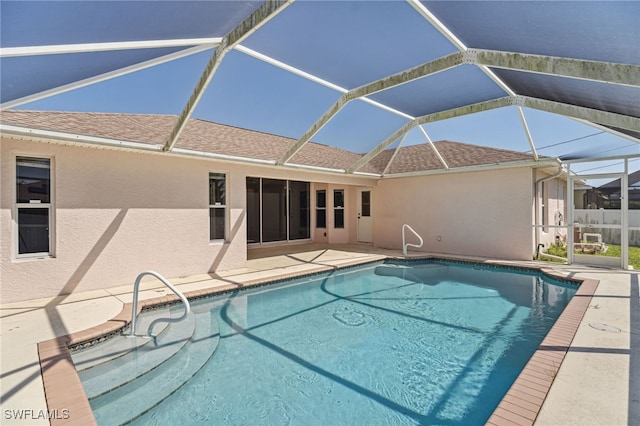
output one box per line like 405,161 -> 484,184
0,243 -> 638,425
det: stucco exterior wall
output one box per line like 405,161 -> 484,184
1,139 -> 245,302
1,138 -> 374,303
1,136 -> 544,302
373,168 -> 534,260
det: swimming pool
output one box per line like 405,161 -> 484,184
75,260 -> 577,425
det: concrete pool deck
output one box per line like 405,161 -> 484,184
0,244 -> 638,425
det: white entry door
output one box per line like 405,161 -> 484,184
357,189 -> 373,243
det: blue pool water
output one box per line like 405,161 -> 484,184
101,260 -> 577,425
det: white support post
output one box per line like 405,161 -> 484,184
418,125 -> 449,169
518,107 -> 539,161
622,159 -> 629,269
382,132 -> 409,176
567,164 -> 574,265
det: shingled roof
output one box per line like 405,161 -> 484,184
0,110 -> 543,176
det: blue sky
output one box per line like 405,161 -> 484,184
16,46 -> 638,177
4,0 -> 638,178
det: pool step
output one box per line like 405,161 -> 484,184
78,305 -> 196,400
89,304 -> 220,425
374,263 -> 447,285
71,307 -> 173,372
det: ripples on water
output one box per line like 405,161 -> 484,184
133,261 -> 576,426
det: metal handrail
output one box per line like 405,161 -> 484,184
129,271 -> 191,336
402,224 -> 424,256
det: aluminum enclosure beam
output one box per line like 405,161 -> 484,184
381,132 -> 409,176
0,38 -> 222,58
277,51 -> 464,165
418,125 -> 449,169
517,107 -> 539,160
472,49 -> 640,88
408,1 -> 542,162
518,96 -> 640,133
414,96 -> 514,126
407,0 -> 466,51
349,122 -> 419,174
258,18 -> 639,168
406,3 -> 640,89
164,0 -> 294,152
347,96 -> 513,173
234,45 -> 348,93
407,1 -> 518,95
235,45 -> 414,120
0,45 -> 215,111
571,118 -> 640,144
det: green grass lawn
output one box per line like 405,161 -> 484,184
540,244 -> 640,269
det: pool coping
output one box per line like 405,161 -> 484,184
37,255 -> 598,425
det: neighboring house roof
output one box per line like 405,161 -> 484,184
598,170 -> 640,193
0,110 -> 544,176
596,170 -> 640,202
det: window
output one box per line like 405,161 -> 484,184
16,156 -> 52,256
209,173 -> 226,241
316,190 -> 326,228
361,190 -> 371,217
334,189 -> 344,229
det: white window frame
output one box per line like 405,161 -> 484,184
316,189 -> 327,229
14,155 -> 54,259
333,189 -> 345,229
209,172 -> 227,242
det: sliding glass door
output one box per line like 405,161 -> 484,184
289,180 -> 310,240
246,177 -> 261,244
246,178 -> 310,244
262,179 -> 287,243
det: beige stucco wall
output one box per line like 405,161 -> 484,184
1,139 -> 245,302
373,168 -> 535,260
1,136 -> 547,302
1,137 -> 374,303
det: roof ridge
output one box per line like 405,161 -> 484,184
1,110 -> 547,171
433,139 -> 543,157
3,110 -> 354,154
191,116 -> 356,153
191,116 -> 296,142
